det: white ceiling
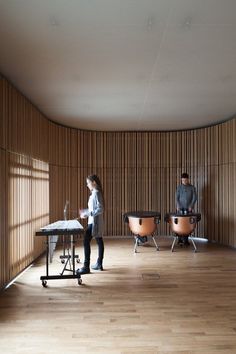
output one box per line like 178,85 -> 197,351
1,0 -> 236,131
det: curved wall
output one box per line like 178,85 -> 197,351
49,119 -> 236,247
1,75 -> 236,288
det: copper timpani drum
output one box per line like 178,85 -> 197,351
123,211 -> 161,253
164,213 -> 201,252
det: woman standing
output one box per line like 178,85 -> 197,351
77,175 -> 105,275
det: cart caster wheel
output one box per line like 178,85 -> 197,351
76,258 -> 80,263
61,259 -> 65,264
42,280 -> 47,287
78,278 -> 82,285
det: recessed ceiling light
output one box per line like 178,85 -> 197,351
183,16 -> 192,29
147,17 -> 154,31
49,16 -> 59,27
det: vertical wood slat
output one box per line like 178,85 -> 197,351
7,83 -> 32,155
0,149 -> 7,286
0,76 -> 7,149
31,109 -> 49,162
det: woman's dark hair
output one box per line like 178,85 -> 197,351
87,174 -> 105,207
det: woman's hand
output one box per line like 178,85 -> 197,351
79,209 -> 87,219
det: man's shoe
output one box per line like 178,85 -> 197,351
91,263 -> 103,271
137,236 -> 147,246
76,267 -> 90,275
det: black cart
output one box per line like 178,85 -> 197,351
35,220 -> 84,287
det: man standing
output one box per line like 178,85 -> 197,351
176,172 -> 197,245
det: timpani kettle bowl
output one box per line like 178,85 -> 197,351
123,211 -> 161,236
164,213 -> 201,236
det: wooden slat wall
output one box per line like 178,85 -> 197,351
1,74 -> 236,289
0,149 -> 7,286
0,76 -> 49,289
8,154 -> 49,278
49,122 -> 78,221
0,76 -> 7,287
48,122 -> 236,247
0,76 -> 6,150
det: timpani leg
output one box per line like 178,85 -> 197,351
134,237 -> 139,253
190,237 -> 198,252
151,235 -> 160,251
171,236 -> 177,252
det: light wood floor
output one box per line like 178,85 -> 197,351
1,237 -> 236,354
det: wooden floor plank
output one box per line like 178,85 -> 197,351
1,237 -> 236,354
